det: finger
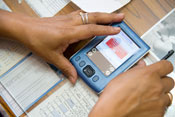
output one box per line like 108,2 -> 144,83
67,24 -> 120,43
161,77 -> 174,93
162,94 -> 172,107
137,60 -> 146,67
88,12 -> 125,24
54,54 -> 78,84
71,11 -> 124,25
133,60 -> 146,69
147,60 -> 173,77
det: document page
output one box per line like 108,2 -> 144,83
72,0 -> 131,13
0,83 -> 24,116
28,79 -> 98,117
25,0 -> 71,17
141,9 -> 175,117
0,0 -> 11,11
0,39 -> 30,76
0,54 -> 62,111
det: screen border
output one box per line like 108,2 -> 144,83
70,21 -> 150,93
86,29 -> 141,76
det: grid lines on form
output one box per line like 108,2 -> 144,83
0,83 -> 23,116
28,79 -> 98,117
25,0 -> 70,17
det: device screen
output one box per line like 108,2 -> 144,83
87,30 -> 140,76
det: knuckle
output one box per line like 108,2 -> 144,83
154,83 -> 164,94
143,68 -> 156,78
60,65 -> 70,74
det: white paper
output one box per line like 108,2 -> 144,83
0,0 -> 11,12
28,79 -> 98,117
141,9 -> 175,116
0,83 -> 24,116
0,54 -> 62,111
72,0 -> 131,13
25,0 -> 70,17
0,39 -> 30,76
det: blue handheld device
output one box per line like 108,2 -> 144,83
70,22 -> 150,93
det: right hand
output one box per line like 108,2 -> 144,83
89,60 -> 174,117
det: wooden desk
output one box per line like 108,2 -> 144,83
1,0 -> 175,116
3,0 -> 175,57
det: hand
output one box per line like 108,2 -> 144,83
89,60 -> 174,117
14,10 -> 124,83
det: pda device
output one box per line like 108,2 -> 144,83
70,21 -> 150,93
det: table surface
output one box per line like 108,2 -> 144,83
1,0 -> 175,116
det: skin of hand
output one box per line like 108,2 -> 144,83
89,60 -> 174,117
0,10 -> 124,83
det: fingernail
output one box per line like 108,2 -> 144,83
114,27 -> 121,31
69,77 -> 76,84
117,13 -> 125,17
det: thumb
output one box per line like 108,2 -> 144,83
54,54 -> 78,84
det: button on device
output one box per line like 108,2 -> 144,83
109,67 -> 115,72
79,61 -> 86,67
105,71 -> 111,76
92,75 -> 99,82
92,48 -> 97,53
75,56 -> 81,61
83,65 -> 95,77
87,52 -> 93,56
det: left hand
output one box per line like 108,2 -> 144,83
14,10 -> 124,83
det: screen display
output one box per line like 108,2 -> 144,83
87,30 -> 140,76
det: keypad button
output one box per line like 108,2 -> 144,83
87,52 -> 93,56
92,75 -> 99,82
109,67 -> 115,72
105,71 -> 110,76
83,65 -> 95,77
92,48 -> 97,53
79,61 -> 86,67
75,56 -> 81,61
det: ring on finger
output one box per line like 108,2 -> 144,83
167,92 -> 173,106
80,12 -> 89,24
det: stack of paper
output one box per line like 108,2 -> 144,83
72,0 -> 131,13
24,0 -> 131,17
25,0 -> 71,17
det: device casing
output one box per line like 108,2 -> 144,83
70,21 -> 150,93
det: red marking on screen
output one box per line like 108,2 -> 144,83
106,38 -> 127,59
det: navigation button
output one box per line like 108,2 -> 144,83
79,61 -> 86,67
92,75 -> 99,82
75,56 -> 81,61
83,65 -> 95,77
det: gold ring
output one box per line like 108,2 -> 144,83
79,12 -> 89,24
167,92 -> 173,106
